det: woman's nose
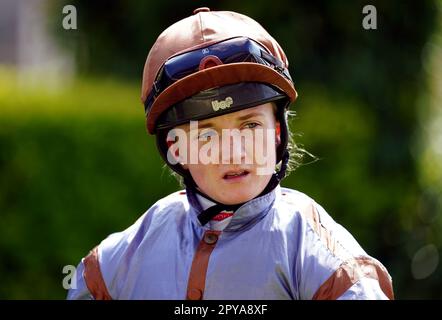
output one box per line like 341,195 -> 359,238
220,130 -> 249,165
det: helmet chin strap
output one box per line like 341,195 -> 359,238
184,149 -> 290,226
259,149 -> 289,195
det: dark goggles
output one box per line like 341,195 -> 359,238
144,37 -> 293,115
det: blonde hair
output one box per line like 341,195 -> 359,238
283,109 -> 316,175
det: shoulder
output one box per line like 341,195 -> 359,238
100,189 -> 189,250
149,189 -> 190,212
278,187 -> 317,213
278,186 -> 365,257
76,189 -> 190,299
98,189 -> 189,263
278,187 -> 394,300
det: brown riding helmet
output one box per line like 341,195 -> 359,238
141,7 -> 298,134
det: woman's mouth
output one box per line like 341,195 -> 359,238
223,170 -> 250,181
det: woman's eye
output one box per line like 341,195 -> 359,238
198,129 -> 217,140
243,122 -> 260,129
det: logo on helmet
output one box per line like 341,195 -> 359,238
211,97 -> 233,112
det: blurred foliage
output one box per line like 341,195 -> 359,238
0,0 -> 441,298
0,69 -> 179,298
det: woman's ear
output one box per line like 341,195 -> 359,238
167,139 -> 189,169
166,139 -> 181,164
275,122 -> 281,146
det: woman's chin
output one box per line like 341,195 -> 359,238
215,190 -> 260,205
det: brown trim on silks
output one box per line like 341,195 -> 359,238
83,246 -> 112,300
312,257 -> 394,300
301,203 -> 394,300
186,230 -> 221,300
303,203 -> 351,260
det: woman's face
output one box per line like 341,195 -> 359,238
171,102 -> 280,205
